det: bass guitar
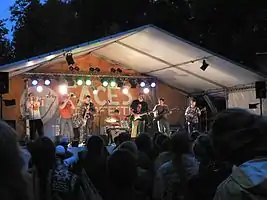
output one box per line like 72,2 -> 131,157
153,107 -> 179,121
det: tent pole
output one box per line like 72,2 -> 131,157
0,94 -> 3,120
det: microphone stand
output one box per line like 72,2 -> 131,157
98,100 -> 109,135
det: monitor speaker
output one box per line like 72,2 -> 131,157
0,72 -> 9,94
255,81 -> 266,99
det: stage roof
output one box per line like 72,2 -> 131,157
0,25 -> 265,93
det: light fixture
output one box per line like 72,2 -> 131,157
32,80 -> 38,86
151,82 -> 156,88
44,79 -> 51,86
76,79 -> 83,86
110,68 -> 116,73
116,68 -> 122,73
59,84 -> 68,95
140,82 -> 146,88
143,87 -> 150,94
200,60 -> 209,71
66,53 -> 74,66
93,89 -> 98,95
249,103 -> 259,109
102,81 -> 109,87
85,79 -> 92,86
122,87 -> 129,94
36,85 -> 43,93
110,80 -> 117,87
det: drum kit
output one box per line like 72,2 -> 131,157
104,116 -> 131,143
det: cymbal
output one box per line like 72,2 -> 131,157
105,117 -> 117,124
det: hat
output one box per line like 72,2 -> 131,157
56,145 -> 65,155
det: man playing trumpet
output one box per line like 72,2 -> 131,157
59,94 -> 75,139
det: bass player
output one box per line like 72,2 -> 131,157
130,94 -> 149,138
153,98 -> 170,136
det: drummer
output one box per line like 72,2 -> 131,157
113,109 -> 121,126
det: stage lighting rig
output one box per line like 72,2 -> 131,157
66,53 -> 79,72
89,67 -> 101,74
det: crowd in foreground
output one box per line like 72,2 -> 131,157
1,108 -> 267,200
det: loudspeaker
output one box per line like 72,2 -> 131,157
255,81 -> 266,99
0,72 -> 9,94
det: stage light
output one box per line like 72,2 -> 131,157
140,82 -> 146,87
151,82 -> 156,88
116,68 -> 122,73
102,81 -> 109,87
85,79 -> 92,86
32,80 -> 38,86
59,84 -> 68,95
93,89 -> 98,95
66,53 -> 74,65
95,68 -> 100,73
36,85 -> 43,93
110,68 -> 116,73
89,67 -> 95,72
74,66 -> 80,71
143,87 -> 150,94
76,79 -> 83,86
122,87 -> 129,94
44,79 -> 51,86
200,60 -> 209,71
110,80 -> 116,87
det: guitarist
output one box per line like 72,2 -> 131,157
130,94 -> 149,138
79,95 -> 96,138
185,98 -> 201,134
153,98 -> 170,136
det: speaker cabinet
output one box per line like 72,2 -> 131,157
0,72 -> 9,94
255,81 -> 266,99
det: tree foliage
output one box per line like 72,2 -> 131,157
0,19 -> 14,65
2,0 -> 267,72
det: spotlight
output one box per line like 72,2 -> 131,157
74,66 -> 80,71
151,82 -> 156,88
95,68 -> 100,73
69,66 -> 74,71
110,81 -> 117,87
102,81 -> 109,87
32,80 -> 38,86
89,67 -> 95,72
143,87 -> 150,94
59,84 -> 68,95
110,68 -> 116,73
36,85 -> 43,93
85,79 -> 92,86
44,79 -> 51,86
66,53 -> 75,65
93,89 -> 98,95
200,60 -> 209,71
140,82 -> 146,87
76,79 -> 83,86
122,87 -> 129,94
116,68 -> 122,73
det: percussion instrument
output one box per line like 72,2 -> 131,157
105,117 -> 117,124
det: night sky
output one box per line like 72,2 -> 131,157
0,0 -> 15,40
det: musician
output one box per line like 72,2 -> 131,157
59,95 -> 75,139
26,93 -> 44,140
72,99 -> 82,141
113,109 -> 121,126
130,94 -> 148,138
153,98 -> 170,136
185,98 -> 201,134
80,95 -> 96,137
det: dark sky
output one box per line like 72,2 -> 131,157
0,0 -> 15,40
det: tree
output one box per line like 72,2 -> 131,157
0,19 -> 14,65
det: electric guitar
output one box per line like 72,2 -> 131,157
153,107 -> 179,121
185,107 -> 206,123
132,111 -> 154,121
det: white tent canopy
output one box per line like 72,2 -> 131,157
0,25 -> 265,93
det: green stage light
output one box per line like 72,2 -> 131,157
76,79 -> 83,86
102,81 -> 109,87
85,79 -> 92,86
110,80 -> 116,87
